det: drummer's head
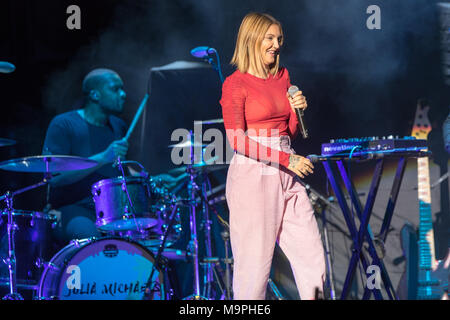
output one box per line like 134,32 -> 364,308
82,68 -> 126,115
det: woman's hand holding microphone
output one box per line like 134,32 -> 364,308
286,88 -> 313,178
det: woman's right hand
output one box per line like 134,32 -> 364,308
287,154 -> 314,178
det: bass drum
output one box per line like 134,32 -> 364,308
38,237 -> 166,300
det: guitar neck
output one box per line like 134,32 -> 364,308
417,156 -> 436,269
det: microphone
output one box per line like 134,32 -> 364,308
288,85 -> 308,139
190,46 -> 216,59
0,61 -> 15,74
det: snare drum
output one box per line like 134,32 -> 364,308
0,210 -> 57,288
38,237 -> 166,300
92,176 -> 158,232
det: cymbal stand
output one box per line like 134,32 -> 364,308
199,172 -> 215,298
1,191 -> 21,300
183,163 -> 206,300
1,173 -> 52,300
143,201 -> 179,300
221,230 -> 233,300
180,129 -> 211,300
193,182 -> 233,299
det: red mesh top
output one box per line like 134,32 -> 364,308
220,68 -> 299,167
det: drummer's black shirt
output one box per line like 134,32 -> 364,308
42,110 -> 127,208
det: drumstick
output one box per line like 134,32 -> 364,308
124,93 -> 149,141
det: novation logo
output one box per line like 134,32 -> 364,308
103,244 -> 119,258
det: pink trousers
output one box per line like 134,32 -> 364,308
226,135 -> 325,300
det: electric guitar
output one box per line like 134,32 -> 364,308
399,100 -> 449,299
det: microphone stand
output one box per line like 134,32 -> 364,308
204,50 -> 224,84
192,47 -> 224,84
302,182 -> 337,300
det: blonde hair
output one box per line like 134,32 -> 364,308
231,12 -> 283,78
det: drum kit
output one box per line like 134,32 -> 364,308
0,127 -> 232,300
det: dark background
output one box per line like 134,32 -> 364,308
0,0 -> 449,299
0,0 -> 449,206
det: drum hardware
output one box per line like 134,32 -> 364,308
69,238 -> 89,248
172,164 -> 233,299
221,230 -> 233,300
186,177 -> 232,299
171,130 -> 234,300
143,201 -> 180,300
200,170 -> 216,299
0,180 -> 52,300
147,248 -> 187,261
171,130 -> 206,301
167,156 -> 227,175
0,180 -> 53,300
115,156 -> 142,233
34,259 -> 61,272
168,133 -> 232,299
0,278 -> 38,291
199,257 -> 227,298
0,155 -> 98,300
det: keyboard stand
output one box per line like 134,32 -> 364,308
319,152 -> 427,299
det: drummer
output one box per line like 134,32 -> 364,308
42,68 -> 179,244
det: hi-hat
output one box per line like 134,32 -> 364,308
168,141 -> 207,148
0,155 -> 98,173
0,138 -> 16,147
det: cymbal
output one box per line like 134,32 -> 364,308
0,155 -> 98,173
0,138 -> 16,147
193,118 -> 224,125
168,140 -> 207,148
168,157 -> 228,174
0,61 -> 15,74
